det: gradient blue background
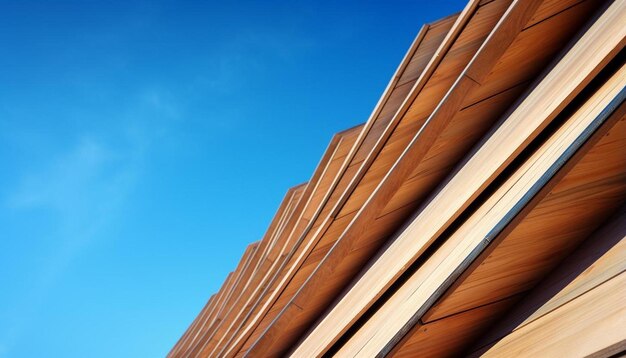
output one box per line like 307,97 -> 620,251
0,1 -> 465,356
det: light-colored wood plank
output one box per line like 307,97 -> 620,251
516,214 -> 626,329
329,0 -> 623,350
480,273 -> 626,357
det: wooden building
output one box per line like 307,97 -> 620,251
169,0 -> 626,356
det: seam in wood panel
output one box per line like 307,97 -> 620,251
460,80 -> 530,111
523,0 -> 588,30
424,292 -> 529,325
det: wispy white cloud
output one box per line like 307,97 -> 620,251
1,87 -> 181,355
1,137 -> 138,355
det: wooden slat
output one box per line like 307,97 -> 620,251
374,0 -> 600,218
424,102 -> 626,322
169,0 -> 624,356
513,214 -> 626,330
479,272 -> 626,357
396,13 -> 460,87
332,0 -> 623,348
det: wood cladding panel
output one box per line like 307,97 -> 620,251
349,17 -> 458,167
515,216 -> 626,328
301,127 -> 362,222
283,0 -> 526,355
386,105 -> 626,358
377,82 -> 527,218
339,0 -> 514,221
526,0 -> 586,26
462,0 -> 604,107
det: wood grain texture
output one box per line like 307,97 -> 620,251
514,214 -> 626,330
479,273 -> 626,357
341,0 -> 622,346
469,206 -> 626,354
389,296 -> 521,358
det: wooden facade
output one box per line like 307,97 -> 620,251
170,0 -> 626,356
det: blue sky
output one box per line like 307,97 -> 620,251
0,1 -> 464,356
